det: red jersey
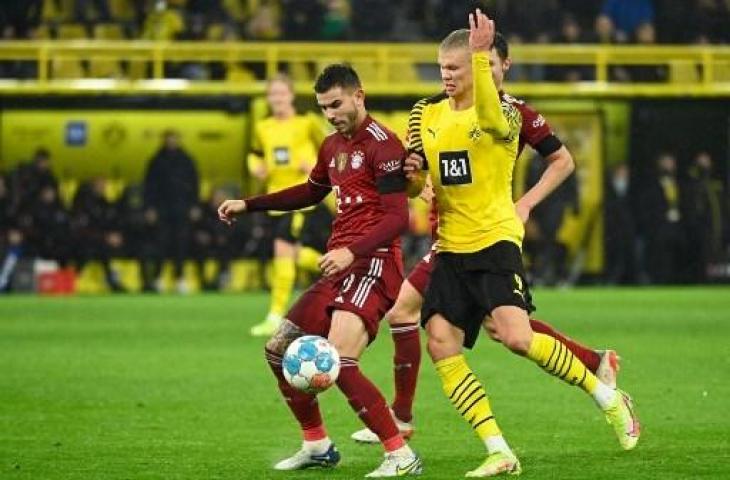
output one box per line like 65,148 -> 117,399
425,93 -> 560,238
309,115 -> 407,253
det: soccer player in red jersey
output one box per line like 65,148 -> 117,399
351,31 -> 621,445
218,64 -> 422,478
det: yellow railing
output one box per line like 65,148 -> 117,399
0,41 -> 729,97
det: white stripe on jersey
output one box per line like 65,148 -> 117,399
366,123 -> 387,142
370,122 -> 389,141
350,258 -> 377,306
353,258 -> 383,308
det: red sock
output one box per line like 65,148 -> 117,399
529,318 -> 601,372
337,357 -> 404,452
265,348 -> 326,439
390,323 -> 420,423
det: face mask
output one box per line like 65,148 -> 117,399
612,177 -> 628,196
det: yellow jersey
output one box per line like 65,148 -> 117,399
408,52 -> 523,253
250,113 -> 326,195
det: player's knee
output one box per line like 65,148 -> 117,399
386,303 -> 417,326
499,331 -> 531,355
426,336 -> 453,361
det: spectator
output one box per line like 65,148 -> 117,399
116,184 -> 164,292
280,0 -> 325,40
628,22 -> 667,82
320,0 -> 350,40
73,0 -> 111,24
683,151 -> 727,282
141,0 -> 184,41
598,0 -> 654,43
8,148 -> 58,214
0,175 -> 24,291
143,129 -> 199,293
70,178 -> 125,291
603,163 -> 637,284
547,14 -> 594,81
0,0 -> 42,39
245,0 -> 280,40
638,152 -> 687,284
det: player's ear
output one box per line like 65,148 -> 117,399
353,88 -> 365,106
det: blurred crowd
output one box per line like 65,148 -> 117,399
2,0 -> 728,44
0,133 -> 295,293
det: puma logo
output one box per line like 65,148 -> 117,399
427,127 -> 438,139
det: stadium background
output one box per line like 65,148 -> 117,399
1,1 -> 729,479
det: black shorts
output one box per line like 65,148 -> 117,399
421,241 -> 535,349
269,211 -> 307,243
269,207 -> 331,251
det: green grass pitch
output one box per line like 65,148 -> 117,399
2,288 -> 730,479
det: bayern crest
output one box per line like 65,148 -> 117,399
350,150 -> 364,169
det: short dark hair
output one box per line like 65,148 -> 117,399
493,32 -> 509,61
314,64 -> 362,94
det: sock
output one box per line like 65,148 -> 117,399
297,246 -> 322,273
435,355 -> 501,441
390,322 -> 421,423
530,318 -> 601,372
269,257 -> 296,317
265,348 -> 326,438
526,332 -> 599,395
336,357 -> 403,452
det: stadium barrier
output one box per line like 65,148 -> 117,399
0,41 -> 729,96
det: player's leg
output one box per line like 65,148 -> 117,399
329,309 -> 422,477
263,281 -> 340,470
486,305 -> 640,450
486,317 -> 619,388
425,313 -> 521,477
351,278 -> 422,443
423,254 -> 520,477
252,213 -> 299,336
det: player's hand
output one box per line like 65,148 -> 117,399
217,199 -> 247,225
469,8 -> 495,53
404,152 -> 425,181
515,199 -> 531,224
319,247 -> 354,277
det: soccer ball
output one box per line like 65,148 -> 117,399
283,335 -> 340,394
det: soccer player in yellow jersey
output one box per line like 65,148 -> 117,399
249,74 -> 328,336
406,10 -> 640,476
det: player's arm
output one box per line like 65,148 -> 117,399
470,10 -> 511,139
218,149 -> 332,225
248,126 -> 268,181
404,99 -> 429,198
515,109 -> 575,223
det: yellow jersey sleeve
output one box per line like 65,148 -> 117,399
473,51 -> 511,140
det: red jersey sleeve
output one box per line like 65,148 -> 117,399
516,101 -> 563,158
370,136 -> 408,194
309,139 -> 333,188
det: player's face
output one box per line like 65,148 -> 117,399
267,79 -> 295,116
316,86 -> 364,136
489,48 -> 511,89
438,47 -> 472,99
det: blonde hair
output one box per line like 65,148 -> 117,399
439,29 -> 470,51
267,73 -> 294,93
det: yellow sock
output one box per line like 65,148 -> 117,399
527,332 -> 598,394
269,257 -> 296,317
297,246 -> 322,274
435,355 -> 501,440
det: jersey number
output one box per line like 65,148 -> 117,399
438,151 -> 472,185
